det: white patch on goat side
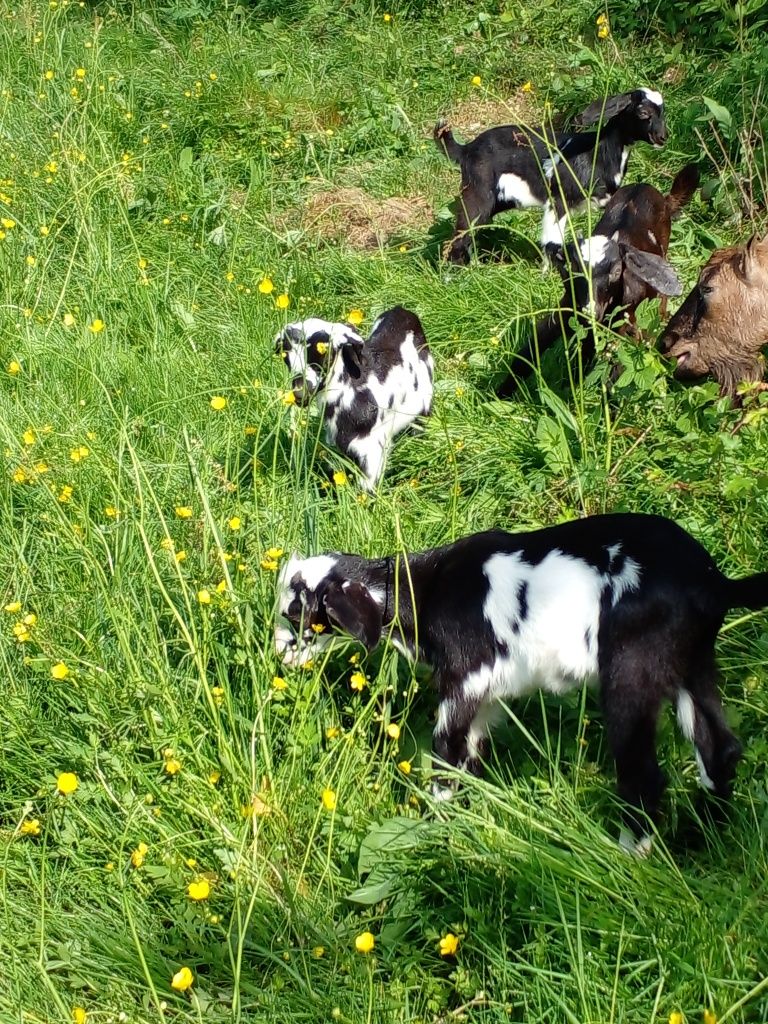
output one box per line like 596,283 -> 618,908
345,331 -> 434,488
496,173 -> 543,208
640,88 -> 663,108
676,690 -> 696,742
614,147 -> 629,189
610,555 -> 641,604
541,203 -> 573,251
695,750 -> 716,791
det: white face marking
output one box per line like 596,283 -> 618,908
676,690 -> 696,742
496,173 -> 543,208
640,88 -> 663,108
579,234 -> 612,267
274,554 -> 340,660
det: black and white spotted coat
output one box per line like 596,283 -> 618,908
275,513 -> 765,851
275,306 -> 433,490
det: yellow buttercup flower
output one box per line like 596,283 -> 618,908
266,547 -> 284,559
57,771 -> 78,795
347,308 -> 364,326
72,1009 -> 87,1024
321,788 -> 337,811
70,445 -> 90,462
164,756 -> 182,774
197,589 -> 212,605
131,841 -> 149,868
333,470 -> 348,487
668,1014 -> 683,1024
703,1013 -> 716,1024
20,819 -> 41,836
272,676 -> 287,690
386,723 -> 400,740
175,506 -> 193,518
171,966 -> 194,991
187,878 -> 210,901
8,360 -> 21,374
471,75 -> 482,87
355,931 -> 375,954
280,389 -> 296,406
228,516 -> 241,530
74,67 -> 86,79
439,932 -> 460,956
63,312 -> 75,327
258,277 -> 274,294
521,81 -> 533,92
210,395 -> 227,411
51,661 -> 70,680
23,429 -> 36,445
4,601 -> 22,613
88,318 -> 105,333
397,760 -> 412,775
275,293 -> 290,309
350,671 -> 367,692
44,70 -> 54,80
261,558 -> 279,572
325,726 -> 340,740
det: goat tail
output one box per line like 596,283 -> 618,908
725,571 -> 768,611
434,120 -> 464,164
667,163 -> 700,214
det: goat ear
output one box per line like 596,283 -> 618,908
341,339 -> 365,379
742,233 -> 768,279
322,580 -> 382,650
575,92 -> 633,127
622,247 -> 682,297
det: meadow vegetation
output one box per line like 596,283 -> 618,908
1,0 -> 767,1021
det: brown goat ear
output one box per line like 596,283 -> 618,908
742,233 -> 768,280
322,580 -> 382,650
575,92 -> 633,127
622,247 -> 682,297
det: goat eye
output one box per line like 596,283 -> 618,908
699,283 -> 714,296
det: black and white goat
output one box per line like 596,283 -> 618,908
275,306 -> 434,490
435,88 -> 667,265
497,232 -> 682,394
274,513 -> 764,852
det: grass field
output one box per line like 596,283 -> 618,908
1,0 -> 768,1021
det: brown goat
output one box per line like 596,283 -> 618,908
659,233 -> 768,397
594,163 -> 699,326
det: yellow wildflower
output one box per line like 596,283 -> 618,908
703,1013 -> 716,1024
386,723 -> 401,740
355,931 -> 375,954
383,12 -> 391,21
74,67 -> 86,79
321,788 -> 337,811
312,945 -> 325,958
175,506 -> 193,518
23,613 -> 37,626
1,217 -> 15,229
197,589 -> 211,605
105,506 -> 119,518
56,771 -> 79,795
175,550 -> 187,563
131,841 -> 148,868
51,662 -> 70,680
272,676 -> 287,690
333,470 -> 348,487
4,601 -> 22,613
208,770 -> 221,784
347,308 -> 364,326
25,255 -> 37,267
187,878 -> 210,901
8,360 -> 21,374
325,726 -> 340,740
228,516 -> 241,530
88,318 -> 105,333
70,445 -> 90,462
72,1009 -> 87,1024
13,467 -> 28,484
471,75 -> 482,87
311,623 -> 325,634
258,277 -> 274,294
275,293 -> 290,309
350,671 -> 367,692
261,558 -> 279,572
23,429 -> 36,445
397,760 -> 412,775
521,81 -> 533,92
266,547 -> 284,560
439,932 -> 460,956
210,395 -> 227,411
58,485 -> 73,502
215,579 -> 227,595
40,224 -> 50,235
63,312 -> 75,326
164,756 -> 182,775
280,389 -> 296,406
171,966 -> 194,991
20,819 -> 41,836
668,1014 -> 683,1024
44,70 -> 54,80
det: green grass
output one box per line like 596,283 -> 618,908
1,1 -> 768,1022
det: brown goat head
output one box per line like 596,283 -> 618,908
659,233 -> 768,396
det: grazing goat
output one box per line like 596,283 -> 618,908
659,232 -> 768,398
496,233 -> 681,395
275,306 -> 434,490
275,513 -> 762,853
435,88 -> 667,265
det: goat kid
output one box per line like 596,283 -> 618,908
496,233 -> 681,395
275,306 -> 434,490
274,513 -> 763,853
659,232 -> 768,398
435,88 -> 667,265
